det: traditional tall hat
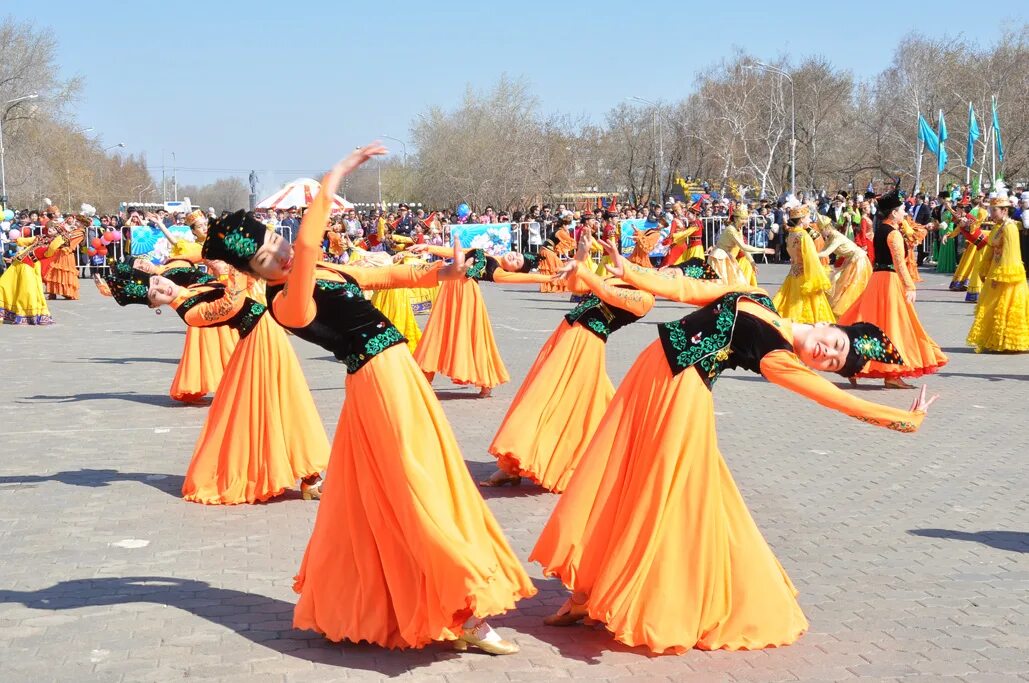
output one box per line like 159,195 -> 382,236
184,209 -> 206,228
103,261 -> 152,307
835,322 -> 905,377
202,209 -> 269,270
159,264 -> 217,287
787,205 -> 809,220
876,191 -> 903,216
989,181 -> 1012,208
676,257 -> 719,280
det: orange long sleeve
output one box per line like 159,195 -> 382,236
569,263 -> 654,317
886,229 -> 915,291
341,261 -> 443,290
759,351 -> 925,432
621,261 -> 766,306
271,176 -> 333,328
171,286 -> 244,328
490,269 -> 552,284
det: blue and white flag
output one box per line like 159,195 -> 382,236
966,102 -> 980,168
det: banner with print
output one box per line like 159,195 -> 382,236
447,222 -> 512,256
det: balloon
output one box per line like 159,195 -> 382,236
456,203 -> 470,219
9,228 -> 20,240
87,248 -> 97,257
22,227 -> 33,237
91,237 -> 103,249
100,236 -> 111,246
2,209 -> 14,221
109,230 -> 122,242
96,246 -> 108,256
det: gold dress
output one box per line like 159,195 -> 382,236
967,218 -> 1029,352
771,228 -> 835,323
817,229 -> 872,317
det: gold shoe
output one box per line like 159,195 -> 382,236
543,598 -> 590,626
479,473 -> 521,488
300,479 -> 323,501
453,632 -> 520,655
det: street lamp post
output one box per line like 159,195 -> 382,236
380,135 -> 409,201
745,62 -> 796,197
630,97 -> 665,204
0,93 -> 40,206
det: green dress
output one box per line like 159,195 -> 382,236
935,209 -> 958,274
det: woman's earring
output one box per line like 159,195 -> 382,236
155,309 -> 162,315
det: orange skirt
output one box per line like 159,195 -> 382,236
489,321 -> 614,492
538,249 -> 568,293
43,250 -> 80,299
837,271 -> 947,378
293,344 -> 536,648
169,324 -> 239,402
181,316 -> 329,504
413,278 -> 509,389
531,341 -> 808,654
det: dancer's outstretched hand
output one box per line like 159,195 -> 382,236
573,233 -> 590,263
438,236 -> 471,280
322,143 -> 388,196
408,244 -> 429,255
600,239 -> 625,277
553,259 -> 577,282
910,385 -> 940,414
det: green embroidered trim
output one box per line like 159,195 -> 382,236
237,300 -> 267,337
224,231 -> 258,260
341,326 -> 405,373
124,282 -> 148,298
315,279 -> 363,298
663,292 -> 776,384
566,293 -> 600,321
586,318 -> 610,337
464,249 -> 487,280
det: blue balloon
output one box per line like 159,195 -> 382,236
456,203 -> 470,218
2,209 -> 13,221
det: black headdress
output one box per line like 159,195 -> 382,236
159,264 -> 217,287
517,252 -> 540,273
104,261 -> 152,307
202,209 -> 269,271
835,322 -> 905,377
675,257 -> 719,280
876,191 -> 903,216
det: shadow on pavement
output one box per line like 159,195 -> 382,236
908,528 -> 1029,553
0,576 -> 516,675
55,356 -> 181,365
0,468 -> 184,498
937,371 -> 1029,382
939,346 -> 979,355
17,392 -> 204,407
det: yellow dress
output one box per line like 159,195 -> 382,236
0,237 -> 57,325
772,228 -> 835,323
817,230 -> 872,317
966,218 -> 1029,352
357,251 -> 430,353
707,225 -> 762,286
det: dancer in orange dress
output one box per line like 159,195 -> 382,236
531,239 -> 938,654
42,215 -> 86,300
143,212 -> 241,402
481,236 -> 655,491
97,262 -> 328,503
409,243 -> 551,397
837,192 -> 948,388
201,146 -> 535,655
538,225 -> 576,293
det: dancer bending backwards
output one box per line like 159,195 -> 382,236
966,189 -> 1029,352
531,244 -> 938,654
772,203 -> 835,324
97,263 -> 328,503
481,236 -> 655,491
837,192 -> 947,388
408,242 -> 551,398
201,145 -> 535,654
815,215 -> 872,317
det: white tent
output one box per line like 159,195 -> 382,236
256,177 -> 354,211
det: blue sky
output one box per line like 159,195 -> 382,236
5,0 -> 1002,194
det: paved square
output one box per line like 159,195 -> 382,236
1,264 -> 1026,682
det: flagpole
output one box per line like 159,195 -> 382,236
914,113 -> 924,194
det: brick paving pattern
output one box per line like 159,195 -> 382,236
0,264 -> 1026,682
